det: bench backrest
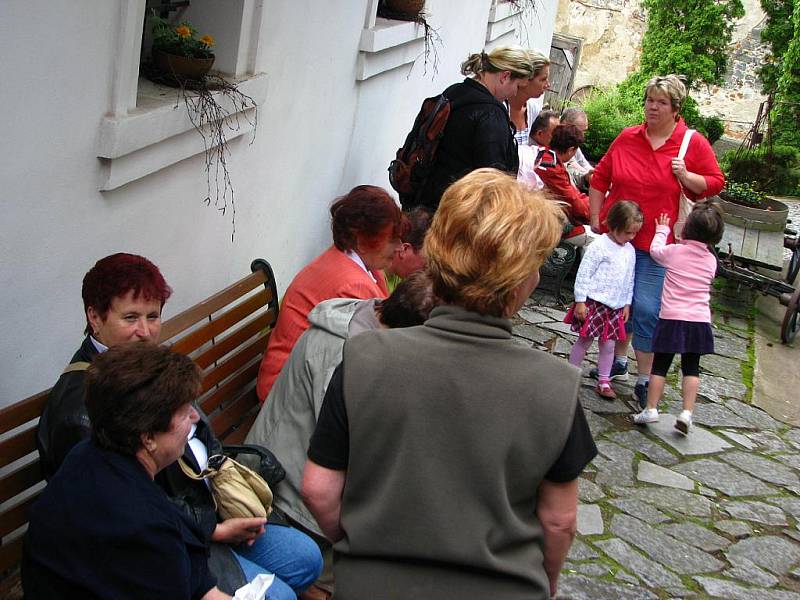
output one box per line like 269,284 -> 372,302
0,259 -> 279,576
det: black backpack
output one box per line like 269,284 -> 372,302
388,93 -> 451,206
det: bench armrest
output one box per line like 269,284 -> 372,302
223,444 -> 286,487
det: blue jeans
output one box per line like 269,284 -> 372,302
233,524 -> 323,600
629,250 -> 666,353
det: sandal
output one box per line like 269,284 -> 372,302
595,382 -> 617,400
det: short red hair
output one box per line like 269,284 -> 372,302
330,185 -> 406,252
82,253 -> 172,334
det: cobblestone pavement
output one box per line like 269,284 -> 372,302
518,281 -> 800,599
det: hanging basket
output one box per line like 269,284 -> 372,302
384,0 -> 425,18
153,49 -> 215,82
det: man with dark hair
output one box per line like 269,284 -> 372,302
245,271 -> 440,599
384,207 -> 432,293
529,110 -> 560,149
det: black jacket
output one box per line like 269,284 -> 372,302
411,77 -> 518,212
37,336 -> 98,481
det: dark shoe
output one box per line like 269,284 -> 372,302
634,381 -> 649,410
589,361 -> 629,381
595,382 -> 617,400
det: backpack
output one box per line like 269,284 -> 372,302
388,93 -> 451,206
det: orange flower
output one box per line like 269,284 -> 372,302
200,35 -> 215,47
175,25 -> 192,38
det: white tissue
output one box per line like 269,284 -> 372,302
233,573 -> 275,599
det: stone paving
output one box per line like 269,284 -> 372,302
517,280 -> 800,599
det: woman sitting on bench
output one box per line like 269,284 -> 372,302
35,253 -> 322,598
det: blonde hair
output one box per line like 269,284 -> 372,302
425,168 -> 564,317
645,74 -> 688,112
461,45 -> 546,80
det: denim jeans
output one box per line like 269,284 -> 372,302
233,524 -> 323,600
629,249 -> 666,353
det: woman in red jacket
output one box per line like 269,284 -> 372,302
256,186 -> 406,402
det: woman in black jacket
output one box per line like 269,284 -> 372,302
410,45 -> 540,212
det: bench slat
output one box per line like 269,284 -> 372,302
200,335 -> 268,394
0,392 -> 48,437
220,410 -> 259,445
193,309 -> 275,370
211,390 -> 259,439
0,495 -> 38,539
0,536 -> 24,574
159,270 -> 271,343
0,462 -> 42,505
170,289 -> 270,358
200,361 -> 262,417
0,428 -> 37,470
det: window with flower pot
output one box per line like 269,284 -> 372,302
485,0 -> 523,50
357,0 -> 431,81
97,0 -> 268,191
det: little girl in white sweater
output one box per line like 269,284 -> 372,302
565,201 -> 642,399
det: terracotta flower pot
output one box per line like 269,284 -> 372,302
153,49 -> 215,81
384,0 -> 425,17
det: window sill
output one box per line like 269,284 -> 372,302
486,2 -> 522,44
97,73 -> 268,191
357,17 -> 426,81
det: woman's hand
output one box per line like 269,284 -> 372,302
656,213 -> 670,228
672,158 -> 708,195
671,157 -> 687,180
211,517 -> 267,546
574,302 -> 587,322
622,305 -> 630,323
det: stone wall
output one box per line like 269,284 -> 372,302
555,0 -> 769,138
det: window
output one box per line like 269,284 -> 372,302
97,0 -> 268,190
357,0 -> 428,81
485,0 -> 523,50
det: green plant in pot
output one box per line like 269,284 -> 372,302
150,16 -> 215,82
721,181 -> 770,209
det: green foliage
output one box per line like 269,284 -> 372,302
772,0 -> 800,148
721,145 -> 800,195
149,15 -> 215,59
580,86 -> 644,160
759,0 -> 795,94
720,180 -> 770,208
680,97 -> 725,144
639,0 -> 745,89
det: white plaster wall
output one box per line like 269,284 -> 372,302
0,0 -> 556,405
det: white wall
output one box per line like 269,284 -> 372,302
0,0 -> 556,405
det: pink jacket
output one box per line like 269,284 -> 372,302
650,224 -> 716,323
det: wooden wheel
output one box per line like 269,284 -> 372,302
787,246 -> 800,285
781,287 -> 800,343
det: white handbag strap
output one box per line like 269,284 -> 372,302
678,129 -> 695,160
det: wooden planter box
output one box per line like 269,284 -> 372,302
718,193 -> 789,233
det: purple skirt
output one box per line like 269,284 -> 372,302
652,319 -> 714,355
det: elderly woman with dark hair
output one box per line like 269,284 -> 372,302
536,124 -> 592,246
256,185 -> 405,402
36,253 -> 322,599
24,343 -> 228,598
302,169 -> 597,600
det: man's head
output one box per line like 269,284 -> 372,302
387,207 -> 432,279
529,110 -> 560,147
560,107 -> 589,135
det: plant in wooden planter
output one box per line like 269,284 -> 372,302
718,181 -> 789,232
150,16 -> 215,82
721,181 -> 770,209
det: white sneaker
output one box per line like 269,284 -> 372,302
675,410 -> 693,435
633,408 -> 659,424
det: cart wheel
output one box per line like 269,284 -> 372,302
781,287 -> 800,343
787,247 -> 800,285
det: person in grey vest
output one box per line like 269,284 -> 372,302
302,168 -> 597,600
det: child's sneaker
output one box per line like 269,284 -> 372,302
675,410 -> 693,435
633,408 -> 659,424
595,382 -> 617,400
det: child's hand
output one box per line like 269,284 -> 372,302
656,213 -> 670,228
622,305 -> 630,323
574,302 -> 587,321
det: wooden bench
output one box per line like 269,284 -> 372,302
0,259 -> 280,597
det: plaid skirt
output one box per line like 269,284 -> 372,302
564,298 -> 627,341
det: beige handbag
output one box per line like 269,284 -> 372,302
672,128 -> 696,240
179,454 -> 273,521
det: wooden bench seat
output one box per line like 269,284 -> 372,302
0,259 -> 279,596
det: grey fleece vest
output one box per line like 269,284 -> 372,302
335,305 -> 581,600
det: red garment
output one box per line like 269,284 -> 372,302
591,118 -> 724,252
536,158 -> 591,225
256,246 -> 389,402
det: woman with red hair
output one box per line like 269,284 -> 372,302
257,186 -> 405,402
